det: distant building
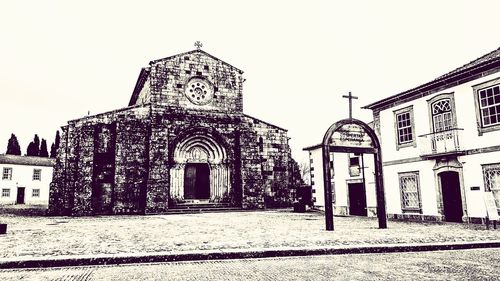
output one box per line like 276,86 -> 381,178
0,154 -> 54,205
363,47 -> 500,223
48,48 -> 295,216
303,145 -> 377,217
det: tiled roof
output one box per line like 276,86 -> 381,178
0,154 -> 55,167
435,47 -> 500,81
363,47 -> 500,110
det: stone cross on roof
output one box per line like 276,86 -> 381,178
342,91 -> 358,119
194,41 -> 203,50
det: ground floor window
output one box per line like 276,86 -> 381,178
483,163 -> 500,210
1,188 -> 10,197
32,188 -> 40,197
399,171 -> 422,213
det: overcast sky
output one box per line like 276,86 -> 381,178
1,0 -> 499,163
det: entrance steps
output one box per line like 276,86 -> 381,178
166,201 -> 240,214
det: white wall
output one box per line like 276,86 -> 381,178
0,163 -> 52,205
306,146 -> 376,216
377,71 -> 500,220
379,71 -> 500,162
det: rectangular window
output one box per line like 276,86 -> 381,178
32,188 -> 40,197
397,112 -> 413,144
474,80 -> 500,134
2,168 -> 12,180
393,106 -> 416,149
349,155 -> 361,177
349,156 -> 360,166
33,169 -> 41,181
482,163 -> 500,211
478,85 -> 500,127
1,188 -> 9,197
399,172 -> 421,213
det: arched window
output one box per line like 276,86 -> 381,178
431,98 -> 452,132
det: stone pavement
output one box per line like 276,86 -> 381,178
1,210 -> 499,266
3,248 -> 500,281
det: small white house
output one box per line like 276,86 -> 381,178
303,145 -> 377,217
363,46 -> 500,223
0,154 -> 54,206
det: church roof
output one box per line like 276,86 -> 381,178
363,46 -> 500,111
244,114 -> 287,132
129,67 -> 151,106
149,49 -> 244,74
0,154 -> 55,167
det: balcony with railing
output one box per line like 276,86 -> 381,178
418,128 -> 465,158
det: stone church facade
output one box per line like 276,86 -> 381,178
48,49 -> 294,216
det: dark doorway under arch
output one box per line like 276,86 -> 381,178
184,163 -> 210,199
440,171 -> 463,222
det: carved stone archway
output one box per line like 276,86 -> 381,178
169,131 -> 230,202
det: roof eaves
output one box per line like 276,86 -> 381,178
303,144 -> 322,151
363,48 -> 500,110
128,67 -> 151,106
244,114 -> 287,132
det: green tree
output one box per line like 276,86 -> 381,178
26,134 -> 40,156
39,139 -> 49,157
6,134 -> 21,155
50,130 -> 60,158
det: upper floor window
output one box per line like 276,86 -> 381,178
348,154 -> 361,177
399,171 -> 422,213
393,106 -> 416,150
427,93 -> 457,133
473,79 -> 500,135
432,99 -> 452,132
2,168 -> 12,180
33,169 -> 42,181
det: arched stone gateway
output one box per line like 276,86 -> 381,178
169,132 -> 231,202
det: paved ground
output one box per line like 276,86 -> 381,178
1,210 -> 499,259
1,248 -> 499,280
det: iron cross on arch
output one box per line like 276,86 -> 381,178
342,91 -> 358,120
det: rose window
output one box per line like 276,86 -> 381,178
185,78 -> 214,105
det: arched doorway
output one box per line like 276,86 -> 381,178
170,132 -> 230,202
439,171 -> 463,222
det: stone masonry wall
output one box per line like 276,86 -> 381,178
244,115 -> 293,207
148,51 -> 244,113
48,125 -> 71,215
159,105 -> 241,206
48,106 -> 152,216
113,116 -> 150,214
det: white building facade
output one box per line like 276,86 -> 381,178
0,154 -> 54,206
364,47 -> 500,223
303,145 -> 377,217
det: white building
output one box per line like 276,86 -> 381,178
303,145 -> 377,217
363,47 -> 500,223
0,154 -> 54,206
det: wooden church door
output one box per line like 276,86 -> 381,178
184,163 -> 210,200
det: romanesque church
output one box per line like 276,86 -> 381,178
48,48 -> 295,215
